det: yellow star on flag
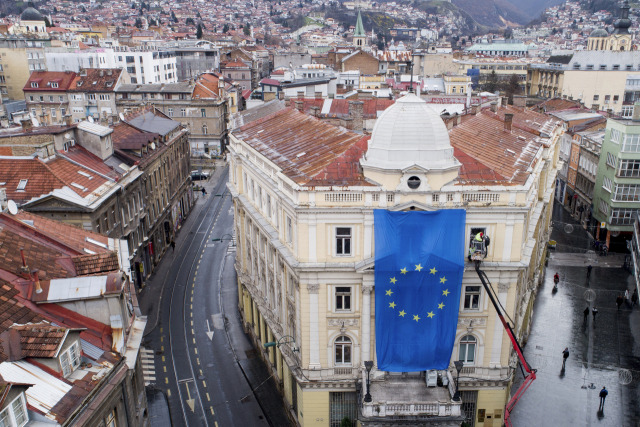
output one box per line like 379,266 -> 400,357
440,276 -> 447,284
399,310 -> 406,317
390,277 -> 397,284
427,311 -> 435,318
415,264 -> 423,272
442,289 -> 450,296
430,267 -> 437,275
400,268 -> 408,275
413,314 -> 420,322
438,302 -> 445,309
386,289 -> 393,296
389,302 -> 396,309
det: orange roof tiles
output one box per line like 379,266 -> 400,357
10,323 -> 67,359
24,71 -> 77,92
235,108 -> 372,187
69,69 -> 122,93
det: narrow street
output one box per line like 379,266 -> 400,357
510,204 -> 640,426
139,165 -> 290,427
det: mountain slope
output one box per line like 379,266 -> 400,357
451,0 -> 530,27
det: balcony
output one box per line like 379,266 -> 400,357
361,376 -> 462,421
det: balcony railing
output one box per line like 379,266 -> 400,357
362,401 -> 461,418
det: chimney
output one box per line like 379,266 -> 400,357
470,104 -> 479,115
513,95 -> 527,108
310,106 -> 320,117
278,91 -> 284,100
32,270 -> 42,294
490,101 -> 498,113
315,91 -> 322,99
633,102 -> 640,122
297,90 -> 304,99
107,69 -> 113,76
64,114 -> 73,127
294,100 -> 304,112
21,119 -> 33,133
99,70 -> 104,77
349,100 -> 364,132
504,113 -> 513,132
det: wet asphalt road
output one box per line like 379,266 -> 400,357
141,166 -> 289,426
510,204 -> 640,426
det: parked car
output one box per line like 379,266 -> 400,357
191,170 -> 210,181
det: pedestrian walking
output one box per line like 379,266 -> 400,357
625,289 -> 630,304
592,306 -> 598,323
170,240 -> 176,252
632,289 -> 638,307
201,187 -> 207,196
562,347 -> 569,370
599,386 -> 608,411
616,294 -> 624,311
583,306 -> 590,324
587,264 -> 592,278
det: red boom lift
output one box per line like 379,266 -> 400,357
471,239 -> 536,426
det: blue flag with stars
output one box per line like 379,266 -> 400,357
374,209 -> 466,372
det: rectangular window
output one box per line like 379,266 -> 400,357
286,216 -> 292,244
60,341 -> 81,377
50,108 -> 56,118
105,409 -> 117,427
167,108 -> 173,117
463,285 -> 481,310
610,128 -> 621,144
0,394 -> 28,427
618,159 -> 640,177
622,134 -> 640,152
610,208 -> 639,225
49,95 -> 53,102
603,176 -> 613,192
99,94 -> 110,101
335,286 -> 351,311
606,152 -> 618,168
613,184 -> 640,201
180,108 -> 186,117
599,199 -> 609,214
201,108 -> 206,117
593,94 -> 599,101
336,227 -> 352,256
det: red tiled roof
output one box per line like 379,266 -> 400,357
72,252 -> 119,276
221,61 -> 250,69
9,323 -> 67,359
59,145 -> 119,180
287,98 -> 395,119
68,69 -> 122,93
0,282 -> 43,362
235,108 -> 372,186
23,71 -> 77,92
535,97 -> 582,112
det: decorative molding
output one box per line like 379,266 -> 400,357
328,318 -> 359,327
307,283 -> 319,294
458,317 -> 487,327
498,282 -> 510,292
362,284 -> 373,294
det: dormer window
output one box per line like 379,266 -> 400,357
0,394 -> 28,427
60,341 -> 81,377
30,82 -> 38,88
106,81 -> 113,87
51,82 -> 59,88
77,81 -> 83,86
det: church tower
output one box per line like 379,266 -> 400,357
353,10 -> 367,49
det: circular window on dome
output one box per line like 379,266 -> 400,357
407,176 -> 421,189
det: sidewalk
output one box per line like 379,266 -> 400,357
510,203 -> 640,426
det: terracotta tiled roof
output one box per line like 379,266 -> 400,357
288,98 -> 395,119
192,74 -> 220,99
450,110 -> 545,185
0,157 -> 111,205
23,71 -> 77,92
535,97 -> 582,112
0,282 -> 42,362
234,108 -> 372,186
10,323 -> 67,359
72,252 -> 119,276
68,69 -> 122,93
59,145 -> 119,180
221,61 -> 250,69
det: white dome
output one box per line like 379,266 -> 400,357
362,93 -> 459,171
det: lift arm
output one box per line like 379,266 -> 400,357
474,261 -> 536,427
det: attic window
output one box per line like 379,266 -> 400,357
51,82 -> 59,88
106,81 -> 113,87
92,81 -> 97,85
573,63 -> 580,70
16,179 -> 28,191
30,82 -> 38,88
86,236 -> 108,249
60,341 -> 81,377
77,81 -> 83,86
70,182 -> 88,191
77,170 -> 93,179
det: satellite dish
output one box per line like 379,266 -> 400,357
7,200 -> 18,215
119,113 -> 125,121
88,116 -> 95,123
64,133 -> 72,140
31,117 -> 40,127
150,142 -> 156,150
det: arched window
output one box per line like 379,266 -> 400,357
458,335 -> 477,364
334,336 -> 352,366
202,124 -> 208,135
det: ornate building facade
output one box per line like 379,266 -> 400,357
227,96 -> 563,426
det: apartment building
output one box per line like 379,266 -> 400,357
23,70 -> 76,125
0,35 -> 50,100
68,68 -> 126,123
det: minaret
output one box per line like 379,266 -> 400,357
353,10 -> 366,49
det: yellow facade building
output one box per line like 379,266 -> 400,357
227,96 -> 563,426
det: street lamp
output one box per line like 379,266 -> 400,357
364,360 -> 373,403
453,360 -> 464,402
263,335 -> 299,352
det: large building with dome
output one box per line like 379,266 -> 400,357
227,96 -> 563,426
12,7 -> 47,35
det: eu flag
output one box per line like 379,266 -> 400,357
374,209 -> 466,372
